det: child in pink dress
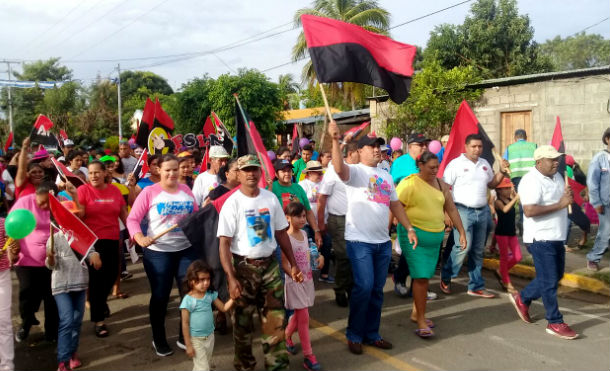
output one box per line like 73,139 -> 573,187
282,202 -> 323,371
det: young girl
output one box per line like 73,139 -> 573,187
494,178 -> 522,293
46,203 -> 102,371
180,260 -> 234,371
282,202 -> 323,371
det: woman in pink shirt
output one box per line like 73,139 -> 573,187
127,154 -> 198,357
12,182 -> 58,343
68,161 -> 127,338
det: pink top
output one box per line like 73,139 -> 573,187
127,183 -> 198,252
77,183 -> 125,240
284,230 -> 315,310
12,194 -> 51,267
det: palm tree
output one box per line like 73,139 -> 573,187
278,74 -> 300,109
292,0 -> 390,109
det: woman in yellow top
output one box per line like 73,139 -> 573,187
396,151 -> 466,338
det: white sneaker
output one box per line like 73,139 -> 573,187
394,283 -> 408,297
426,291 -> 438,300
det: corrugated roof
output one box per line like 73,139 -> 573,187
280,108 -> 370,125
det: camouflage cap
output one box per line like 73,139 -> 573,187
237,154 -> 261,169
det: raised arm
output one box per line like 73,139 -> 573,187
15,137 -> 31,188
328,120 -> 349,181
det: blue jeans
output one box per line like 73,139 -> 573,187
587,207 -> 610,263
54,291 -> 86,363
520,240 -> 565,323
346,240 -> 392,343
441,204 -> 490,291
143,247 -> 197,346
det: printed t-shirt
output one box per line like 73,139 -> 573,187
344,163 -> 398,243
271,181 -> 311,211
77,184 -> 125,240
137,177 -> 155,189
217,188 -> 289,259
179,292 -> 218,337
126,183 -> 197,252
396,175 -> 445,232
298,178 -> 321,220
192,171 -> 219,206
12,194 -> 51,267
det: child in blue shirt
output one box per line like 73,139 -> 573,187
180,260 -> 234,371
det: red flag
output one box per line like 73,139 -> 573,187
551,116 -> 567,175
201,146 -> 210,171
568,177 -> 585,206
132,149 -> 149,182
3,132 -> 13,153
438,100 -> 495,178
49,194 -> 98,262
234,95 -> 275,187
59,129 -> 68,141
51,158 -> 86,188
154,97 -> 175,131
33,114 -> 54,133
30,114 -> 59,149
136,98 -> 155,148
291,123 -> 299,157
203,116 -> 215,138
196,134 -> 205,148
343,121 -> 370,139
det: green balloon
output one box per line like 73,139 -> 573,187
5,209 -> 37,239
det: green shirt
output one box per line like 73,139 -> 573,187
293,158 -> 307,183
271,181 -> 311,211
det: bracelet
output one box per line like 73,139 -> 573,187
408,228 -> 415,232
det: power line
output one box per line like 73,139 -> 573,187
389,0 -> 474,30
569,17 -> 609,37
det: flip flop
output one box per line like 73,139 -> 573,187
411,318 -> 435,328
414,327 -> 434,338
94,324 -> 109,338
112,292 -> 129,299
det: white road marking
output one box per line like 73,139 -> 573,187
489,335 -> 561,366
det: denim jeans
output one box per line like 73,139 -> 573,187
520,240 -> 565,323
54,290 -> 86,363
441,204 -> 490,291
346,240 -> 392,343
143,247 -> 197,347
586,207 -> 610,263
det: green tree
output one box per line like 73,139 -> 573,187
207,69 -> 282,147
425,0 -> 553,78
119,70 -> 174,127
386,59 -> 483,139
278,74 -> 300,110
173,76 -> 215,134
292,0 -> 390,109
540,32 -> 610,71
73,78 -> 119,146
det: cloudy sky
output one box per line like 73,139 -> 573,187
0,0 -> 608,90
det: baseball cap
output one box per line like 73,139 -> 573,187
209,145 -> 230,158
237,154 -> 261,169
99,155 -> 116,163
407,133 -> 428,144
63,139 -> 75,147
533,145 -> 563,160
32,149 -> 50,161
357,134 -> 385,149
496,177 -> 513,189
302,160 -> 323,173
380,144 -> 390,152
274,159 -> 293,171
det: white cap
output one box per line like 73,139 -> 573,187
209,145 -> 230,158
64,139 -> 75,146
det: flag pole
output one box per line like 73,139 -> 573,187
565,172 -> 572,214
318,82 -> 333,150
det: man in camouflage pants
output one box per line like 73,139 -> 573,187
218,155 -> 303,371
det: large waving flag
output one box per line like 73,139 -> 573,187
234,95 -> 275,186
438,101 -> 496,178
49,194 -> 98,263
135,98 -> 155,148
301,14 -> 416,104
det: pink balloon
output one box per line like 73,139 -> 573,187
299,138 -> 310,148
390,137 -> 403,151
267,150 -> 276,161
428,140 -> 442,154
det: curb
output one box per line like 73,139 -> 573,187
483,258 -> 610,297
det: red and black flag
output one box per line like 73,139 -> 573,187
3,132 -> 13,153
343,121 -> 371,140
154,97 -> 175,132
49,194 -> 98,263
438,100 -> 496,178
30,114 -> 59,150
203,116 -> 215,138
131,149 -> 149,183
301,14 -> 416,104
211,111 -> 235,155
51,158 -> 86,188
135,98 -> 155,148
551,116 -> 567,175
234,95 -> 275,186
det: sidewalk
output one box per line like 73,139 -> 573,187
483,224 -> 610,296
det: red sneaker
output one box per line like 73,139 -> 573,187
546,323 -> 579,340
70,353 -> 82,369
57,362 -> 71,371
439,281 -> 451,295
467,290 -> 495,298
508,292 -> 532,323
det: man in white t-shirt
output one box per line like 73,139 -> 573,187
192,146 -> 230,205
509,145 -> 578,340
217,154 -> 302,371
318,142 -> 359,307
440,134 -> 509,298
328,120 -> 417,355
119,141 -> 138,175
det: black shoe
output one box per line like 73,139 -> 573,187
335,292 -> 348,307
152,341 -> 174,357
15,326 -> 29,343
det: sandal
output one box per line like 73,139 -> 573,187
411,318 -> 435,328
112,292 -> 129,299
94,324 -> 109,338
414,327 -> 434,338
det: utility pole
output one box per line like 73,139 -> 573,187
117,63 -> 123,140
3,60 -> 19,133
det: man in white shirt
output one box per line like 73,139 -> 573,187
329,120 -> 417,355
192,146 -> 230,205
440,134 -> 509,298
318,142 -> 359,307
217,154 -> 303,371
119,141 -> 138,175
509,145 -> 578,340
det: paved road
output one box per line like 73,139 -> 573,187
11,262 -> 610,371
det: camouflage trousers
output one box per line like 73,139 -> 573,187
231,254 -> 288,371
